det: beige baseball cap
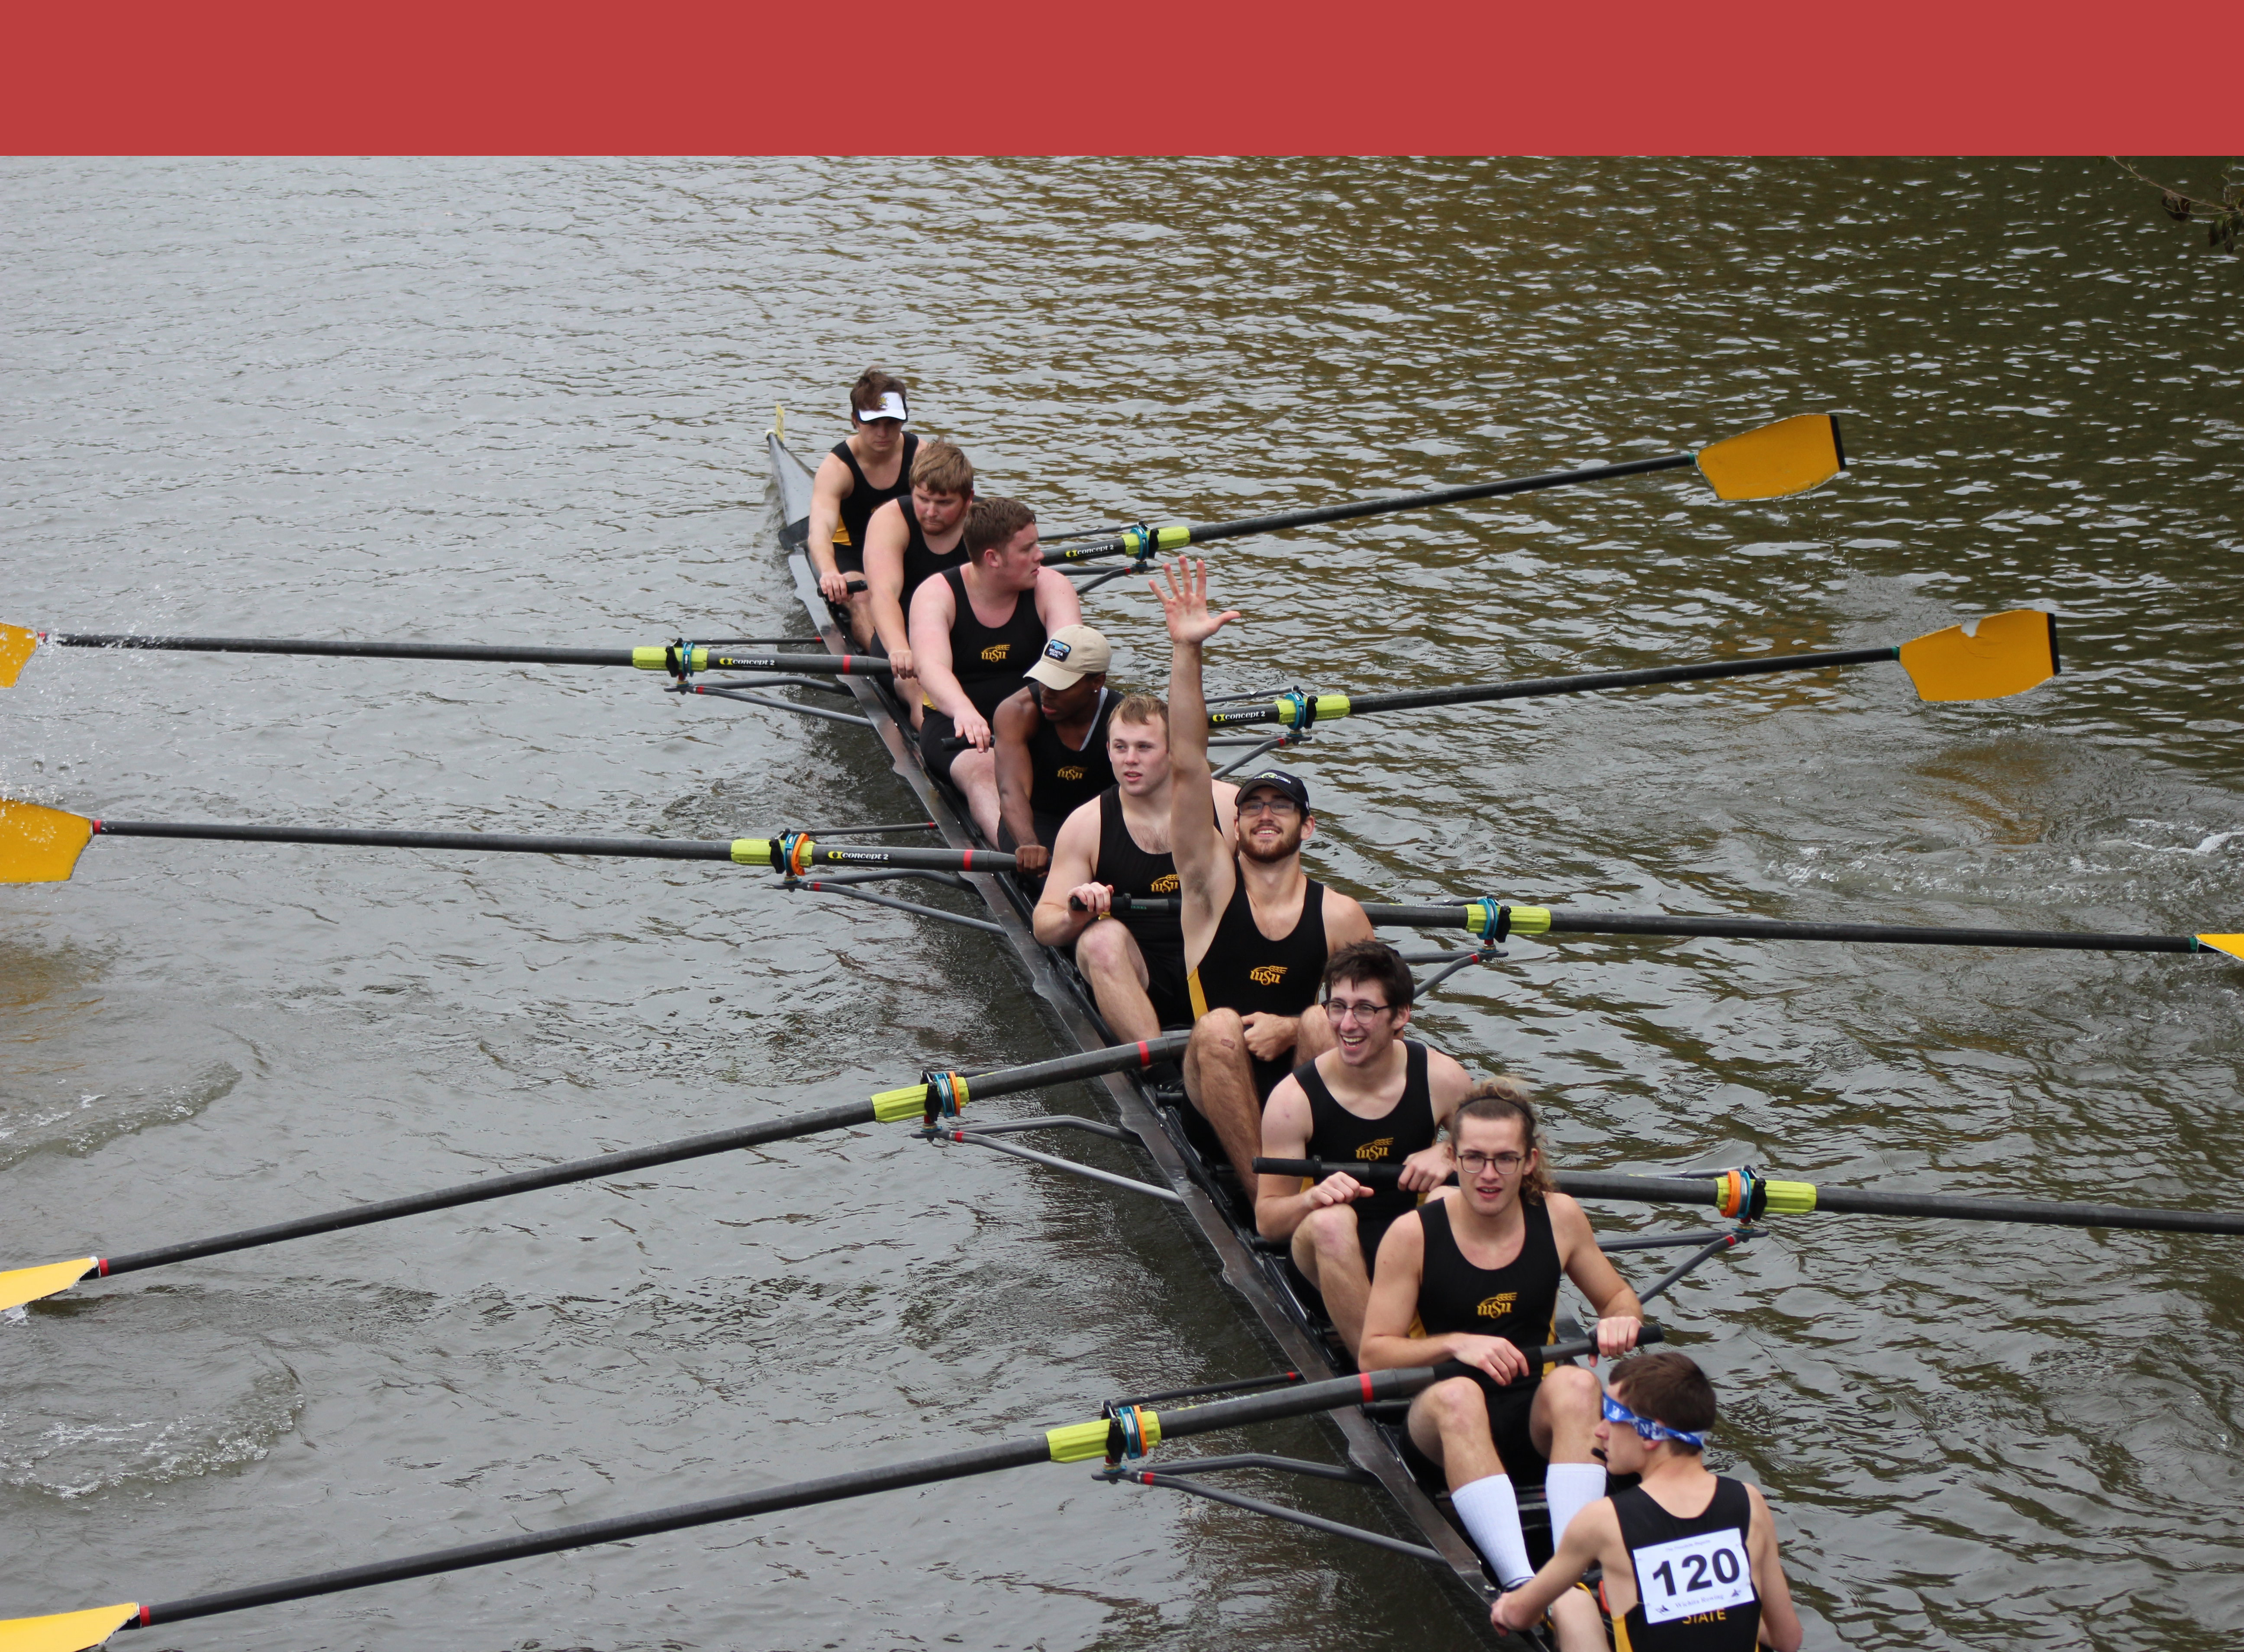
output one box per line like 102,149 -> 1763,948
1026,625 -> 1113,688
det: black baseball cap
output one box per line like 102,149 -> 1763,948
1237,771 -> 1311,813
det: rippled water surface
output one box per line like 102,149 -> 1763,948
4,158 -> 2241,1651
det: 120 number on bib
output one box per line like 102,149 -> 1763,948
1631,1526 -> 1756,1625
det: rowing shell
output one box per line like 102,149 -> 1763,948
762,429 -> 1538,1629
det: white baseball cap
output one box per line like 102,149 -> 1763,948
851,390 -> 909,424
1026,625 -> 1113,689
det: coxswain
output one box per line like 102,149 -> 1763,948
993,625 -> 1117,876
1492,1352 -> 1802,1652
806,368 -> 918,647
1030,696 -> 1240,1042
860,438 -> 974,719
1152,556 -> 1376,1194
1254,940 -> 1470,1358
1358,1081 -> 1643,1652
910,496 -> 1081,839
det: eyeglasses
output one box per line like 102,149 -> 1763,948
1325,999 -> 1394,1024
1456,1149 -> 1526,1174
1238,796 -> 1300,817
1601,1392 -> 1708,1449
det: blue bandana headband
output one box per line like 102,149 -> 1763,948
1602,1392 -> 1709,1450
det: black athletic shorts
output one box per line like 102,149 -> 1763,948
919,708 -> 969,789
1138,939 -> 1192,1031
1405,1365 -> 1547,1487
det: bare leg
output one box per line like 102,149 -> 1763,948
1183,1009 -> 1264,1191
1293,1001 -> 1336,1063
1076,921 -> 1160,1043
1291,1204 -> 1374,1358
1528,1365 -> 1602,1464
1406,1376 -> 1502,1488
845,590 -> 876,649
949,749 -> 1002,843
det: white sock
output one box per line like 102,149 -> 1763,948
1451,1473 -> 1536,1587
1543,1461 -> 1608,1546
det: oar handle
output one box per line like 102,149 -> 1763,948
1255,1157 -> 1416,1184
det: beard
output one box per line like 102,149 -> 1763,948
1237,822 -> 1305,863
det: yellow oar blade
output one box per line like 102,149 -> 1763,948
2200,935 -> 2244,959
1694,413 -> 1845,500
0,1604 -> 139,1652
0,1258 -> 99,1313
0,623 -> 39,687
0,801 -> 96,884
1896,609 -> 2058,702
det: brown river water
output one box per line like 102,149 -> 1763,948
3,158 -> 2241,1650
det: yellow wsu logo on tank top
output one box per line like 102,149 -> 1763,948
1248,964 -> 1286,986
1151,872 -> 1180,893
1058,765 -> 1086,780
980,643 -> 1010,662
1355,1138 -> 1394,1161
1476,1292 -> 1518,1319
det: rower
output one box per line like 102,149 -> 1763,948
861,438 -> 974,718
806,368 -> 919,647
1493,1352 -> 1802,1652
1254,941 -> 1471,1358
910,496 -> 1081,839
1032,696 -> 1240,1040
994,625 -> 1117,877
1153,556 -> 1375,1194
1358,1081 -> 1643,1652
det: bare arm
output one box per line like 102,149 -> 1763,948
1032,565 -> 1083,634
1361,1214 -> 1535,1385
1031,800 -> 1107,945
1321,889 -> 1376,949
1152,558 -> 1241,943
1390,1042 -> 1469,1194
1492,1501 -> 1625,1634
908,578 -> 982,736
992,690 -> 1046,870
1549,1192 -> 1644,1359
1747,1486 -> 1803,1652
808,453 -> 854,601
1254,1078 -> 1368,1240
862,499 -> 914,668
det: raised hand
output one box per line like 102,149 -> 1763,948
1150,557 -> 1241,647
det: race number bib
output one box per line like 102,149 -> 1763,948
1631,1526 -> 1756,1625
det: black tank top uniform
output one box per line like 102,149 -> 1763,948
917,565 -> 1048,790
827,431 -> 919,575
1609,1477 -> 1760,1652
1295,1039 -> 1438,1265
1409,1196 -> 1562,1484
1023,689 -> 1116,843
1186,867 -> 1327,1100
896,489 -> 970,610
1093,787 -> 1192,1031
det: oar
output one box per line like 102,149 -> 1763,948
1042,413 -> 1846,565
0,1032 -> 1193,1313
0,802 -> 1015,885
1205,610 -> 2061,727
0,1365 -> 1439,1652
941,607 -> 2062,755
1357,899 -> 2244,958
0,624 -> 890,689
1087,892 -> 2241,959
1254,1159 -> 2244,1236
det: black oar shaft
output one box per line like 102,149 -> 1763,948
1351,902 -> 2202,952
1051,453 -> 1694,562
102,1103 -> 880,1277
961,1031 -> 1192,1100
1203,646 -> 1899,729
45,635 -> 887,677
94,820 -> 738,861
135,1367 -> 1434,1628
52,634 -> 642,667
1552,1171 -> 2244,1236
